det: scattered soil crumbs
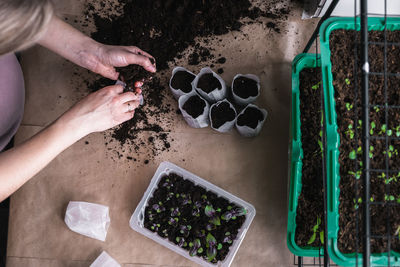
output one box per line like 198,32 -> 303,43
197,73 -> 222,93
294,67 -> 324,248
329,30 -> 400,254
237,107 -> 264,129
233,77 -> 259,98
183,95 -> 207,119
211,102 -> 236,129
171,71 -> 196,93
82,0 -> 291,163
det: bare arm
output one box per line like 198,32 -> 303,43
0,85 -> 140,202
38,16 -> 156,79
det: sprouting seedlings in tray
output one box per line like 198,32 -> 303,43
383,145 -> 398,158
189,239 -> 202,257
348,170 -> 362,179
221,207 -> 247,222
312,81 -> 321,90
370,121 -> 376,135
345,102 -> 353,111
176,236 -> 187,247
170,207 -> 181,217
206,233 -> 217,262
152,203 -> 165,213
384,194 -> 396,202
346,124 -> 355,139
307,217 -> 324,245
205,205 -> 221,226
150,223 -> 161,231
179,225 -> 192,237
353,197 -> 362,210
223,232 -> 235,244
379,124 -> 387,135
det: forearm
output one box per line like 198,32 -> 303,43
38,16 -> 100,71
0,118 -> 83,202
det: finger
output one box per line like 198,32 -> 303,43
124,100 -> 140,113
126,46 -> 154,60
100,84 -> 123,95
115,92 -> 141,104
135,88 -> 142,94
95,63 -> 119,80
120,110 -> 135,123
124,53 -> 156,73
134,81 -> 144,87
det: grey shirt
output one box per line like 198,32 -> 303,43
0,53 -> 25,151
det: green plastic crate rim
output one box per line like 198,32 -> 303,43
320,17 -> 400,266
287,53 -> 323,257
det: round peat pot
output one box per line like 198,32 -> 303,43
193,67 -> 227,103
235,104 -> 267,137
209,99 -> 237,132
178,92 -> 210,128
231,74 -> 260,106
169,67 -> 196,99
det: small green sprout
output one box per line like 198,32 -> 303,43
385,194 -> 395,201
348,170 -> 362,179
379,124 -> 387,135
396,126 -> 400,137
345,102 -> 353,111
307,217 -> 323,245
370,122 -> 376,135
353,197 -> 362,210
345,78 -> 351,85
357,120 -> 362,130
206,233 -> 217,262
349,150 -> 356,160
383,145 -> 398,158
369,145 -> 374,159
346,124 -> 355,139
312,81 -> 321,90
189,239 -> 202,256
217,243 -> 223,250
374,106 -> 380,112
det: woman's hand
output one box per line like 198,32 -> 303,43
59,84 -> 141,140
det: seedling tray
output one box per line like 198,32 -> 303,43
287,53 -> 323,257
320,17 -> 400,266
129,161 -> 256,267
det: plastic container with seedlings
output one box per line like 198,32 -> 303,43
193,67 -> 227,103
178,91 -> 210,128
231,74 -> 260,106
169,67 -> 197,99
235,104 -> 267,137
129,161 -> 256,267
209,100 -> 237,133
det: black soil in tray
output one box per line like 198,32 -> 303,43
210,102 -> 236,129
197,73 -> 222,93
237,107 -> 264,129
183,95 -> 206,119
233,77 -> 258,99
171,71 -> 196,93
330,29 -> 400,254
144,173 -> 246,264
294,67 -> 324,248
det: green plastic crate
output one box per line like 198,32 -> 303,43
287,53 -> 323,257
320,17 -> 400,266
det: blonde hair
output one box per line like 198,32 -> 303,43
0,0 -> 54,55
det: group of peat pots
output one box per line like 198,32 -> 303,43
288,17 -> 400,267
170,67 -> 267,137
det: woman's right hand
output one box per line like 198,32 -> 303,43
58,85 -> 141,141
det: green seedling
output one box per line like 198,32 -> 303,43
370,121 -> 376,135
223,232 -> 235,244
307,217 -> 324,245
383,145 -> 398,158
312,81 -> 321,90
349,150 -> 356,160
379,124 -> 387,135
205,205 -> 221,226
217,243 -> 223,250
353,197 -> 362,210
345,78 -> 351,85
396,126 -> 400,137
385,194 -> 396,201
189,239 -> 202,257
374,106 -> 380,112
346,124 -> 355,139
345,102 -> 353,111
206,233 -> 217,262
348,170 -> 362,179
369,145 -> 374,159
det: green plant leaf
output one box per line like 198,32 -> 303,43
349,150 -> 356,160
320,231 -> 324,245
217,243 -> 223,250
307,232 -> 316,245
345,78 -> 351,85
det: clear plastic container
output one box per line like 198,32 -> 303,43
129,161 -> 256,267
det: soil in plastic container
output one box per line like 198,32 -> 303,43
197,73 -> 222,93
330,29 -> 400,254
144,173 -> 246,264
183,95 -> 206,119
237,107 -> 264,129
233,77 -> 258,98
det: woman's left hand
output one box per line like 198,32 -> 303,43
82,44 -> 157,80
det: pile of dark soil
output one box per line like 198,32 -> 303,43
144,173 -> 246,263
183,95 -> 206,119
237,107 -> 264,129
294,67 -> 324,248
197,73 -> 222,93
83,0 -> 291,162
171,71 -> 196,93
330,30 -> 400,254
233,77 -> 258,98
211,102 -> 236,129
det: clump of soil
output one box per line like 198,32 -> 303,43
144,173 -> 247,263
233,77 -> 258,98
183,95 -> 206,118
197,73 -> 222,93
211,102 -> 236,128
329,29 -> 400,254
237,107 -> 264,129
294,67 -> 324,248
171,71 -> 196,93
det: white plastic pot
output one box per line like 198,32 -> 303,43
169,67 -> 196,99
235,104 -> 268,137
178,91 -> 210,128
209,99 -> 237,133
193,67 -> 227,103
231,74 -> 260,106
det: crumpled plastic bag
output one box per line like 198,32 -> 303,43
90,251 -> 121,267
209,99 -> 237,133
236,104 -> 268,137
64,201 -> 110,241
193,67 -> 227,103
178,91 -> 210,128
